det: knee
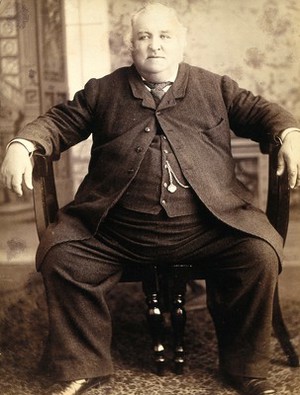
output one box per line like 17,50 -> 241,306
245,238 -> 279,280
40,240 -> 123,286
40,243 -> 69,277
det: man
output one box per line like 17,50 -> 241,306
1,3 -> 300,395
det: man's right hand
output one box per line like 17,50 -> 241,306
0,143 -> 33,197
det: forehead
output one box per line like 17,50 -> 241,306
132,9 -> 180,35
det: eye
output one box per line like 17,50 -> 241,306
138,34 -> 150,40
161,34 -> 171,39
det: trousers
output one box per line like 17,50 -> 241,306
40,207 -> 279,381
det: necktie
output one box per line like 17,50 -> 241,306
144,81 -> 173,102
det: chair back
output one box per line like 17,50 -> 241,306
32,155 -> 59,240
260,142 -> 290,242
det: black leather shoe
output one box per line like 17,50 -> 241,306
227,375 -> 276,395
51,376 -> 109,395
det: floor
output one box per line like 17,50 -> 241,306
0,203 -> 299,394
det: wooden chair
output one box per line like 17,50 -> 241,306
32,143 -> 299,376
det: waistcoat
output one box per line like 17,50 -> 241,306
118,120 -> 200,216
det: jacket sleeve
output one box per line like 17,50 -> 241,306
221,75 -> 299,144
15,78 -> 100,160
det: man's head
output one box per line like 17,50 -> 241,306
129,3 -> 187,82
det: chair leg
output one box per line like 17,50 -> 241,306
142,266 -> 166,375
171,293 -> 186,374
272,283 -> 299,367
170,265 -> 190,374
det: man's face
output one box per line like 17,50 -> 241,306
131,9 -> 185,81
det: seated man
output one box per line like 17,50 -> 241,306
1,3 -> 300,395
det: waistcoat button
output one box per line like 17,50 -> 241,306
144,127 -> 151,132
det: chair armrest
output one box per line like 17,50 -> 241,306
260,142 -> 290,244
32,155 -> 59,241
31,143 -> 290,245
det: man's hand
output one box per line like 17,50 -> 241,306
277,132 -> 300,189
0,143 -> 33,197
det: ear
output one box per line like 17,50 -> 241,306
124,29 -> 134,52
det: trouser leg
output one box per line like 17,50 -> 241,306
203,237 -> 279,378
40,237 -> 123,381
100,208 -> 280,378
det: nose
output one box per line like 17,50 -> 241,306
149,37 -> 161,51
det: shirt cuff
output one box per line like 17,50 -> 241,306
7,138 -> 36,157
277,127 -> 300,144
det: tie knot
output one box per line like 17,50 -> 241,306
144,81 -> 173,90
144,81 -> 173,102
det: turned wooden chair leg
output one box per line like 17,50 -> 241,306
142,265 -> 166,375
171,292 -> 186,374
170,265 -> 190,374
272,283 -> 299,367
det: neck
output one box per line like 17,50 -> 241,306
136,65 -> 179,83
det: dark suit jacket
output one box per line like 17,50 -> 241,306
18,63 -> 298,268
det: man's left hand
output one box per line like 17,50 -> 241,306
277,132 -> 300,188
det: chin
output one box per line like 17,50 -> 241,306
142,62 -> 167,74
144,67 -> 165,74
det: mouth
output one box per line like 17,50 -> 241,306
147,56 -> 165,59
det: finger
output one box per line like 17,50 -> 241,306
287,166 -> 298,189
2,169 -> 15,191
0,172 -> 6,188
11,174 -> 23,197
295,166 -> 300,188
0,165 -> 9,188
0,166 -> 5,187
24,163 -> 33,190
3,173 -> 12,191
276,151 -> 285,176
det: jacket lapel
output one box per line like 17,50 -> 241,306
128,65 -> 156,109
128,63 -> 190,110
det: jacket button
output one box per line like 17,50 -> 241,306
144,127 -> 151,133
135,146 -> 143,153
127,168 -> 134,174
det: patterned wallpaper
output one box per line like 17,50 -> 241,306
108,0 -> 300,120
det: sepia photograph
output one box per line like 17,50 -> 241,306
0,0 -> 299,394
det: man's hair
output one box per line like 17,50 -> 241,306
125,2 -> 187,51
